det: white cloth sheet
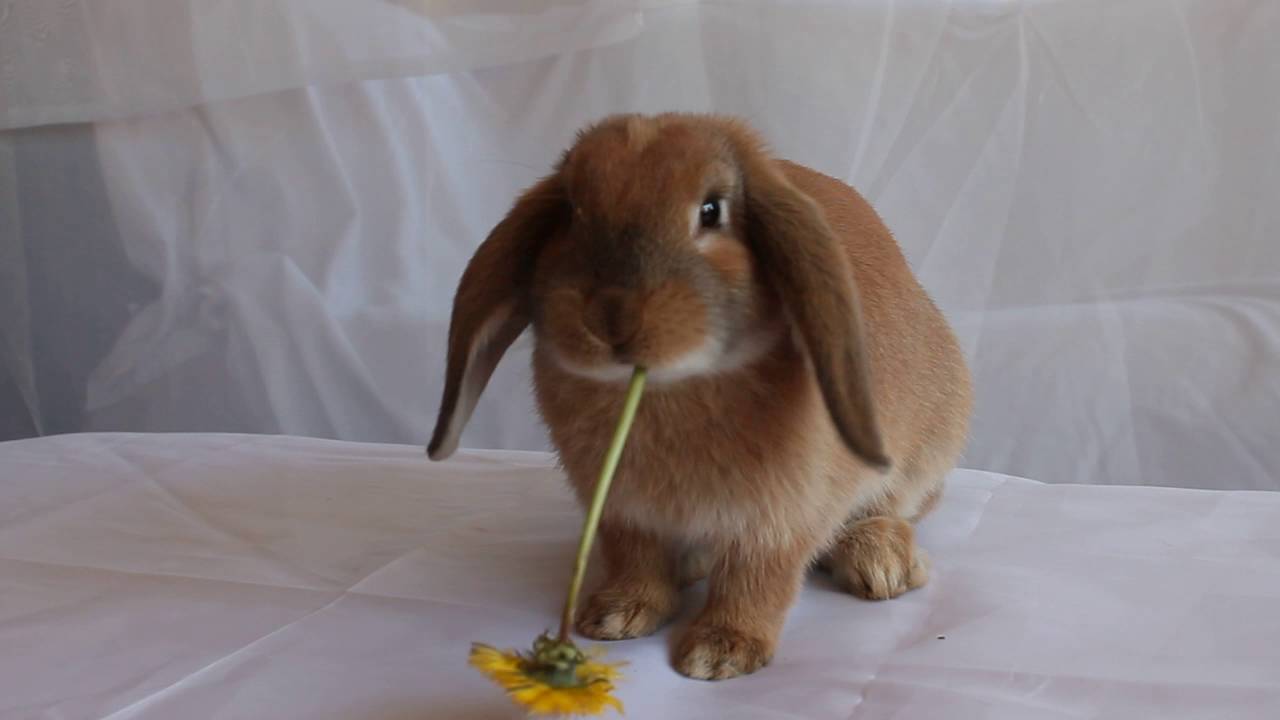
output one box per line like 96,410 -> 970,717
0,0 -> 645,131
3,432 -> 1278,719
2,1 -> 1279,490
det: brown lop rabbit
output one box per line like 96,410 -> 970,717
427,113 -> 972,681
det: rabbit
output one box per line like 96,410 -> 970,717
427,113 -> 972,681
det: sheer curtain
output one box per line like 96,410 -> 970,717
3,0 -> 1278,489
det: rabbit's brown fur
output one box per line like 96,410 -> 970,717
428,113 -> 972,681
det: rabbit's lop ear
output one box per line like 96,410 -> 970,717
740,157 -> 890,470
427,174 -> 567,460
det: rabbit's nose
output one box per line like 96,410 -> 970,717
584,288 -> 642,350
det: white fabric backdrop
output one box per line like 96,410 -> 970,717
2,0 -> 1278,489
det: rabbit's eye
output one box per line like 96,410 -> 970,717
699,197 -> 723,229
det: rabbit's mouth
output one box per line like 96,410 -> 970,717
548,338 -> 720,385
547,317 -> 783,386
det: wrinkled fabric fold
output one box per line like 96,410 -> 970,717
0,0 -> 646,131
2,433 -> 1278,718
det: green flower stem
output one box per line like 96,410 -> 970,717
558,366 -> 648,643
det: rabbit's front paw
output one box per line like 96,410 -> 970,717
673,624 -> 773,681
824,516 -> 929,600
576,582 -> 678,640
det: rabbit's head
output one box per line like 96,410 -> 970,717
428,113 -> 887,468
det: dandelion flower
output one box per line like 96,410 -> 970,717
465,367 -> 647,717
469,634 -> 626,716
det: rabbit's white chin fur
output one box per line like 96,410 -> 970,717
550,340 -> 721,384
550,321 -> 784,385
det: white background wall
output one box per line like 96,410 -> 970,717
2,1 -> 1277,489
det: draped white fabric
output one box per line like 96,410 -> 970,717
3,433 -> 1279,718
2,1 -> 1278,489
0,0 -> 645,131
